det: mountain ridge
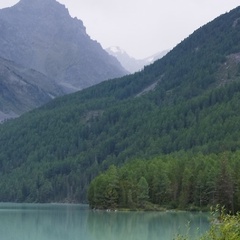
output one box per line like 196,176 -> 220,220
0,0 -> 127,121
0,0 -> 127,92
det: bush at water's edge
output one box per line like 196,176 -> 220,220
174,207 -> 240,240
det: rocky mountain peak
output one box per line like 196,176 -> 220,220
16,0 -> 66,11
106,46 -> 168,73
0,0 -> 127,93
7,0 -> 74,25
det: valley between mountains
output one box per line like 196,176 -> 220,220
0,1 -> 240,215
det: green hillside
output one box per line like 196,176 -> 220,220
1,7 -> 240,203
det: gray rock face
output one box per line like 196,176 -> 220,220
0,57 -> 64,122
0,0 -> 127,93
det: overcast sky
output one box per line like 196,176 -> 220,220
0,0 -> 239,59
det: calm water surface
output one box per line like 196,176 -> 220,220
0,203 -> 210,240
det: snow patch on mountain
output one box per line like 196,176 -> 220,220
108,46 -> 125,54
106,46 -> 168,73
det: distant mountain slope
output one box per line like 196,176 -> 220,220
0,57 -> 63,122
106,46 -> 168,73
0,0 -> 127,93
0,6 -> 240,203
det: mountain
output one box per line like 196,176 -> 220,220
0,57 -> 64,123
0,6 -> 240,203
106,46 -> 168,73
0,0 -> 127,93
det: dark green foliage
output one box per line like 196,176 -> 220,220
88,152 -> 240,212
1,7 -> 240,203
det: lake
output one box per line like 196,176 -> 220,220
0,203 -> 210,240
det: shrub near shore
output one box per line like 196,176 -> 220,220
175,207 -> 240,240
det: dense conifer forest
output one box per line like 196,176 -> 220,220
88,151 -> 240,212
1,7 -> 240,207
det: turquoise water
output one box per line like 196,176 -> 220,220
0,203 -> 210,240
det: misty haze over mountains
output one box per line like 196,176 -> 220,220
0,0 -> 128,121
106,46 -> 168,73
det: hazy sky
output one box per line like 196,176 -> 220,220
0,0 -> 239,59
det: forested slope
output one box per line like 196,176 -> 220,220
1,7 -> 240,203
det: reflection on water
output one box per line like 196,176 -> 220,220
87,210 -> 209,240
0,203 -> 209,240
0,203 -> 90,240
